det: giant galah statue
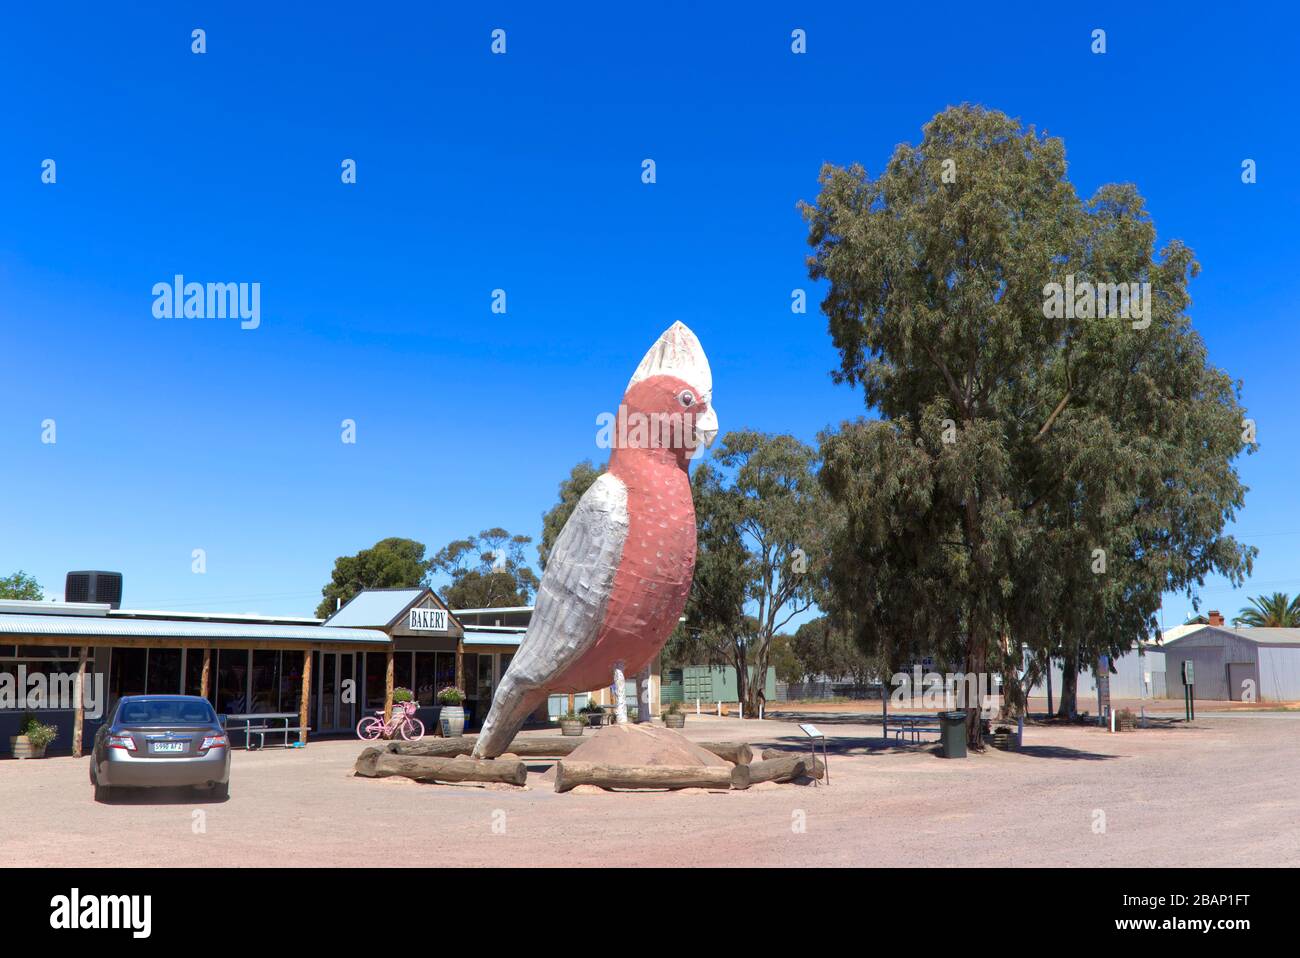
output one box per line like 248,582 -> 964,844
473,322 -> 717,759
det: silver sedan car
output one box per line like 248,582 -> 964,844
91,695 -> 231,801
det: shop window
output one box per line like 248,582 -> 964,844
364,658 -> 385,712
435,651 -> 456,693
281,651 -> 305,717
146,648 -> 182,695
184,649 -> 207,697
476,655 -> 495,702
463,653 -> 479,699
415,652 -> 437,705
251,650 -> 281,713
394,652 -> 413,697
17,645 -> 73,659
214,651 -> 249,715
109,647 -> 148,700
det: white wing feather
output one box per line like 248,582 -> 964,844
472,472 -> 628,756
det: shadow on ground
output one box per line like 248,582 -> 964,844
98,786 -> 230,805
1011,745 -> 1116,761
765,735 -> 916,755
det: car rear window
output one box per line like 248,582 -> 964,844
117,699 -> 218,726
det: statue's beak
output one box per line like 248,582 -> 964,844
690,404 -> 718,458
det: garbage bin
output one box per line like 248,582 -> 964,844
939,710 -> 968,759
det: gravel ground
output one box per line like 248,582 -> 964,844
2,714 -> 1295,867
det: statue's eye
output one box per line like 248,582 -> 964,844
678,390 -> 696,408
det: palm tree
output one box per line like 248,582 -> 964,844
1232,593 -> 1300,628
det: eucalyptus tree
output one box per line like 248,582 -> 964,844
429,528 -> 539,609
538,460 -> 606,571
807,105 -> 1254,743
316,538 -> 430,618
684,430 -> 830,715
0,571 -> 43,601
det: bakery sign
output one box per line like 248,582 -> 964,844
408,607 -> 448,632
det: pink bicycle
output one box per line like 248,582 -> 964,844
356,700 -> 425,741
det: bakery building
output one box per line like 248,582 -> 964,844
1,572 -> 662,757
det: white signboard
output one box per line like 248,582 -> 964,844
799,723 -> 823,738
408,607 -> 448,632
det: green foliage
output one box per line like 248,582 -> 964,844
805,105 -> 1254,737
789,617 -> 877,685
538,460 -> 606,570
19,714 -> 58,749
315,538 -> 430,619
430,528 -> 539,610
0,571 -> 44,601
682,430 -> 832,714
436,687 -> 464,706
1233,593 -> 1300,628
392,687 -> 414,704
579,699 -> 605,714
768,632 -> 802,684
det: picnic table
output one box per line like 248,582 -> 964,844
223,712 -> 306,749
883,713 -> 942,744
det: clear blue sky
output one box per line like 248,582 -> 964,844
1,3 -> 1297,628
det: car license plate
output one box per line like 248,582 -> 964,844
151,741 -> 185,753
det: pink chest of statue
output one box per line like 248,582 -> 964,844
555,462 -> 697,691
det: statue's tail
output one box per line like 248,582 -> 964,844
472,672 -> 548,758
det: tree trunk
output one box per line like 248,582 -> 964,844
733,647 -> 749,717
746,642 -> 771,718
697,741 -> 753,765
354,748 -> 527,785
965,627 -> 988,749
1057,648 -> 1078,718
554,761 -> 741,792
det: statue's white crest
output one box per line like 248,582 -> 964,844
627,321 -> 712,398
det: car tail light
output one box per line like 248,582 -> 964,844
199,734 -> 228,752
107,733 -> 135,750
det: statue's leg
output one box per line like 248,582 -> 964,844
635,664 -> 653,724
613,662 -> 627,724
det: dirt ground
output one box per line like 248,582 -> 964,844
2,713 -> 1296,868
767,696 -> 1299,715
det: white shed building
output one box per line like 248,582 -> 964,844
1028,642 -> 1167,703
1161,626 -> 1300,702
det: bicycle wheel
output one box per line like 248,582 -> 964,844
356,716 -> 385,741
400,717 -> 425,741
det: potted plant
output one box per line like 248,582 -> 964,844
987,724 -> 1017,750
559,711 -> 585,737
662,700 -> 686,728
437,687 -> 466,737
580,699 -> 605,727
392,686 -> 414,705
10,713 -> 58,759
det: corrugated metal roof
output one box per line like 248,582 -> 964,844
452,606 -> 533,615
463,629 -> 523,647
0,613 -> 388,645
324,589 -> 425,628
1163,625 -> 1300,648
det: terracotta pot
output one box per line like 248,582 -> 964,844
439,705 -> 465,738
560,719 -> 584,737
9,735 -> 47,759
663,713 -> 686,729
